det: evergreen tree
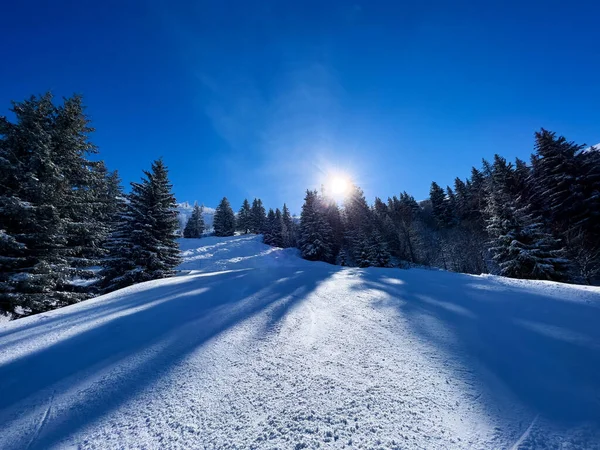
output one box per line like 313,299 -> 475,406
281,203 -> 296,247
531,129 -> 586,230
368,231 -> 391,267
0,93 -> 109,316
343,184 -> 374,264
273,208 -> 284,247
237,199 -> 252,234
486,188 -> 567,280
429,181 -> 452,228
250,198 -> 266,233
101,159 -> 181,291
323,198 -> 344,256
263,208 -> 276,245
183,203 -> 205,238
213,197 -> 236,237
299,190 -> 334,262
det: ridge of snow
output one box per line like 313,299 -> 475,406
1,235 -> 599,448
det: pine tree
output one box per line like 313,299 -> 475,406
237,199 -> 252,234
98,177 -> 132,293
250,198 -> 266,234
263,208 -> 276,245
299,190 -> 334,262
368,231 -> 391,267
486,189 -> 567,280
531,129 -> 586,231
343,184 -> 373,264
101,159 -> 181,291
273,208 -> 284,247
281,203 -> 296,247
429,181 -> 452,228
183,203 -> 205,238
0,93 -> 109,316
213,197 -> 236,237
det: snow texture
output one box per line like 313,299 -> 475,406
1,235 -> 599,449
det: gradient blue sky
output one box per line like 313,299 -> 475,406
2,0 -> 599,213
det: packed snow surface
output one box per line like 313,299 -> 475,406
1,235 -> 600,449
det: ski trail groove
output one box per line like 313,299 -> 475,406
509,414 -> 539,450
26,390 -> 55,450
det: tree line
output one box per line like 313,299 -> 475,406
182,196 -> 297,248
2,93 -> 598,320
295,130 -> 600,284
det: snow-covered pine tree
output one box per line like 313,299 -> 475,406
101,159 -> 181,291
98,174 -> 132,293
386,193 -> 420,264
368,231 -> 391,267
281,203 -> 296,248
250,198 -> 267,234
213,197 -> 236,237
273,208 -> 284,247
531,129 -> 586,232
299,190 -> 334,262
237,199 -> 252,234
0,93 -> 110,316
429,181 -> 453,229
183,203 -> 205,238
486,188 -> 568,281
51,96 -> 113,301
323,198 -> 344,257
342,184 -> 374,265
263,208 -> 276,245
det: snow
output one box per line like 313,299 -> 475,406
1,235 -> 600,449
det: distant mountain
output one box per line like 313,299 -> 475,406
584,143 -> 600,153
177,202 -> 216,234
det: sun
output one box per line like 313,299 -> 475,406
330,176 -> 349,195
325,173 -> 351,199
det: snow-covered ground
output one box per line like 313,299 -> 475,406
1,235 -> 600,449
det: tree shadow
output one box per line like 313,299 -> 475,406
351,268 -> 600,427
0,265 -> 339,450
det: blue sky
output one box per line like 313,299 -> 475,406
1,0 -> 599,213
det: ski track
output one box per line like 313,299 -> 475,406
0,235 -> 599,449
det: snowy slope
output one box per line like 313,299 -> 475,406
1,236 -> 600,449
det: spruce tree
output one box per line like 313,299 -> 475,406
486,189 -> 567,280
430,181 -> 452,228
343,184 -> 374,264
263,208 -> 276,245
299,190 -> 334,262
237,199 -> 252,234
281,203 -> 296,247
531,129 -> 586,231
183,203 -> 205,238
101,159 -> 181,291
0,93 -> 109,316
369,231 -> 391,267
250,198 -> 266,233
213,197 -> 236,237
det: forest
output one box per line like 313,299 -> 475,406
1,93 -> 599,319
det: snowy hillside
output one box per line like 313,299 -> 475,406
1,235 -> 600,449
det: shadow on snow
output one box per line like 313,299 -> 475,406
352,268 -> 600,427
0,265 -> 339,450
